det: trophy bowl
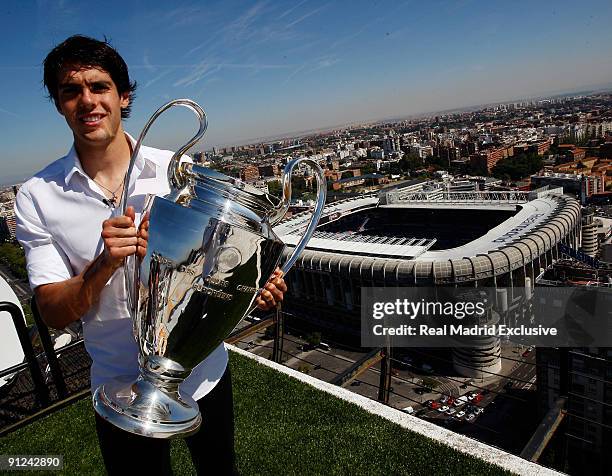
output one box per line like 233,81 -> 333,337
93,99 -> 326,438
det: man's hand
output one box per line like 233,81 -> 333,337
35,206 -> 146,329
137,211 -> 150,259
101,206 -> 139,271
255,268 -> 287,311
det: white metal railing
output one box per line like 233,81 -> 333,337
387,190 -> 531,204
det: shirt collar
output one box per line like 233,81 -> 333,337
62,132 -> 157,185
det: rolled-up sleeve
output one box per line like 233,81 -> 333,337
14,188 -> 73,290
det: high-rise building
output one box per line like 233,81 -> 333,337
240,165 -> 260,182
537,347 -> 612,475
580,209 -> 599,257
0,212 -> 16,241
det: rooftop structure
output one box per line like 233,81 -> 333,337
274,187 -> 580,379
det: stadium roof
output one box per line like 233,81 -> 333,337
274,192 -> 580,278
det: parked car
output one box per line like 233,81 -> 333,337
447,396 -> 455,406
318,342 -> 331,351
430,401 -> 440,410
446,407 -> 457,415
454,395 -> 469,407
465,413 -> 476,422
456,410 -> 466,419
439,396 -> 449,404
402,406 -> 415,415
473,407 -> 484,415
438,405 -> 449,413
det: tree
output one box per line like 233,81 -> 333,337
360,164 -> 377,175
491,153 -> 543,181
398,154 -> 423,173
467,158 -> 488,177
422,376 -> 439,389
298,364 -> 313,374
304,331 -> 322,347
0,243 -> 27,280
268,180 -> 282,197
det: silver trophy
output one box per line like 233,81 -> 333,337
92,99 -> 326,438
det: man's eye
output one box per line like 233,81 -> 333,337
91,84 -> 110,92
60,87 -> 78,96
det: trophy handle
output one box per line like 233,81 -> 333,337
275,158 -> 327,275
120,99 -> 208,215
120,99 -> 208,316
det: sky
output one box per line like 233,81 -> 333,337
1,0 -> 612,184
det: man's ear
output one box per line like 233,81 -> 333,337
120,91 -> 130,110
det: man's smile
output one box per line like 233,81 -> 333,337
79,113 -> 106,126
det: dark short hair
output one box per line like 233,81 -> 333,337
43,35 -> 137,119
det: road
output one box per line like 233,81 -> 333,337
0,261 -> 31,301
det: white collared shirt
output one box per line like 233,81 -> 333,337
15,134 -> 228,400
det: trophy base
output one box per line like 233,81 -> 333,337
93,376 -> 201,439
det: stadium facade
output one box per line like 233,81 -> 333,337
274,183 -> 581,377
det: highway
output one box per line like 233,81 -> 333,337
0,261 -> 31,301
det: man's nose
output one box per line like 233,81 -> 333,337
79,87 -> 96,107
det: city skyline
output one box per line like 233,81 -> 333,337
1,0 -> 612,183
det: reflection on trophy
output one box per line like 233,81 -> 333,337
93,99 -> 326,438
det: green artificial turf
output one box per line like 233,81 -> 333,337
0,352 -> 511,475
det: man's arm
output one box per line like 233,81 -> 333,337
35,207 -> 145,329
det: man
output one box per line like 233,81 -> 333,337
15,35 -> 286,475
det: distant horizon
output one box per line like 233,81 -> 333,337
2,82 -> 610,188
218,80 -> 612,149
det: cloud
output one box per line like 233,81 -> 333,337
283,56 -> 339,84
283,64 -> 307,85
284,4 -> 327,29
160,0 -> 327,89
181,1 -> 274,65
132,62 -> 294,70
164,5 -> 206,28
173,63 -> 222,88
224,0 -> 269,41
142,52 -> 155,73
0,106 -> 19,118
330,20 -> 375,50
306,57 -> 339,74
184,37 -> 217,58
278,0 -> 309,20
143,69 -> 174,89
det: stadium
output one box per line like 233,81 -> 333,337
273,182 -> 581,377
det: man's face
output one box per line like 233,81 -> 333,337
56,66 -> 129,148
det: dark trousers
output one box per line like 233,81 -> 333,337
95,366 -> 237,475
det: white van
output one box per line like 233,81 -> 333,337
318,342 -> 331,351
454,395 -> 469,407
